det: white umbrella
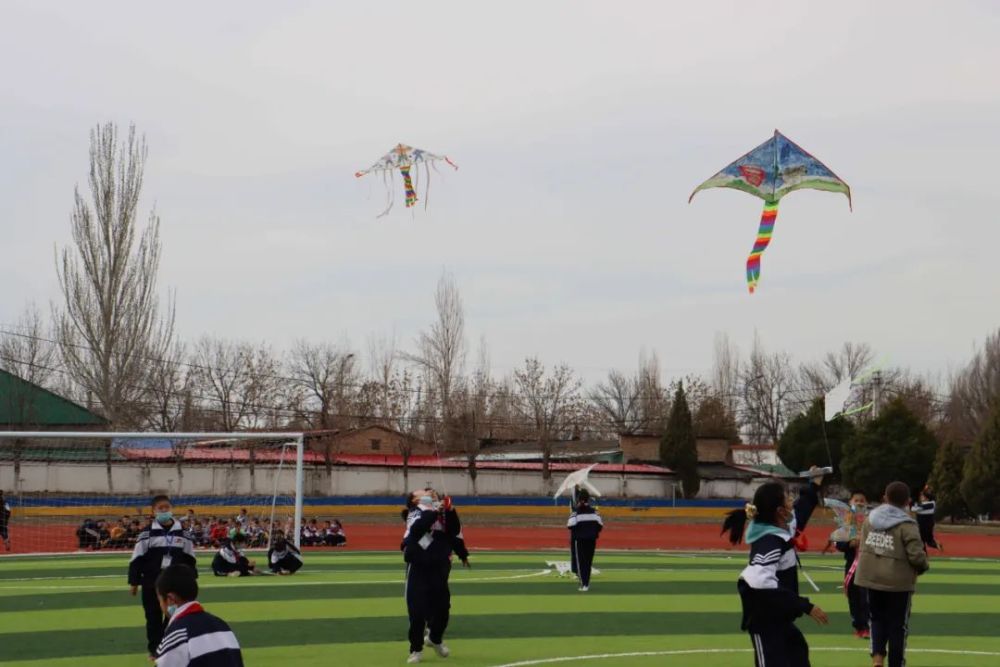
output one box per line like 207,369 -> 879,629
553,464 -> 602,500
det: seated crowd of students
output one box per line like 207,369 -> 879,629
75,508 -> 347,551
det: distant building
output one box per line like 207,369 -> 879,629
0,369 -> 108,431
304,425 -> 437,460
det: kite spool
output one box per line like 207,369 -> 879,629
798,466 -> 833,479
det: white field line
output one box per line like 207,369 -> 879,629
490,647 -> 1000,667
0,568 -> 554,591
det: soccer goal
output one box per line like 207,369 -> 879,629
0,431 -> 306,555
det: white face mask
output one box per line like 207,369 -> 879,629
419,495 -> 434,507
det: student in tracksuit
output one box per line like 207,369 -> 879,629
212,533 -> 257,577
567,488 -> 602,592
856,481 -> 930,667
910,488 -> 941,551
129,495 -> 198,658
267,531 -> 303,574
402,489 -> 470,664
0,490 -> 11,551
723,481 -> 829,667
834,491 -> 870,639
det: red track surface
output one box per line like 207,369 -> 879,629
8,522 -> 1000,558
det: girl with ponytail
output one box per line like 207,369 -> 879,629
723,481 -> 829,666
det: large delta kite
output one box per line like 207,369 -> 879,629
355,143 -> 458,218
689,130 -> 851,293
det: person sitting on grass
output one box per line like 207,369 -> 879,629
301,519 -> 321,546
209,520 -> 230,548
212,532 -> 258,577
153,564 -> 244,666
105,519 -> 129,550
322,519 -> 347,547
267,531 -> 303,575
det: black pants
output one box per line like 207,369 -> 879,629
406,562 -> 451,653
140,584 -> 166,655
570,537 -> 577,574
748,623 -> 810,667
845,565 -> 869,631
271,554 -> 303,574
574,539 -> 596,587
868,590 -> 912,667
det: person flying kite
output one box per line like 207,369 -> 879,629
355,143 -> 458,218
689,130 -> 851,293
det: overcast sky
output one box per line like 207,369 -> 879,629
2,1 -> 998,384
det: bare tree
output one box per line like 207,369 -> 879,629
448,339 -> 492,493
406,272 -> 466,449
513,358 -> 582,481
289,340 -> 357,430
946,329 -> 1000,444
54,123 -> 174,428
712,333 -> 741,422
191,338 -> 281,432
799,342 -> 875,397
741,334 -> 796,445
0,303 -> 58,389
146,341 -> 190,432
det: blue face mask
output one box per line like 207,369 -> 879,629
166,603 -> 178,616
156,511 -> 174,524
419,496 -> 434,507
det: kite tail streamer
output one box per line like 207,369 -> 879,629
400,166 -> 418,208
746,200 -> 778,293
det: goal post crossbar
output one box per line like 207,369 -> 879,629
0,431 -> 307,549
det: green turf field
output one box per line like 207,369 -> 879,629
1,550 -> 998,666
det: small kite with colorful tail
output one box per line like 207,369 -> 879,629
689,130 -> 851,293
355,143 -> 458,218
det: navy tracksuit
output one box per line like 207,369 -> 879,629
912,501 -> 939,549
567,502 -> 602,587
402,506 -> 469,654
128,520 -> 198,655
212,544 -> 254,577
268,541 -> 303,574
737,481 -> 822,667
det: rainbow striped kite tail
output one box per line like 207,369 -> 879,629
745,200 -> 779,294
400,165 -> 418,208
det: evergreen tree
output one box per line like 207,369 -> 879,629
778,399 -> 854,482
660,382 -> 700,498
841,398 -> 938,500
929,439 -> 968,521
960,401 -> 1000,517
693,395 -> 740,442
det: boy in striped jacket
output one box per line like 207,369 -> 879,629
154,565 -> 243,666
129,495 -> 198,657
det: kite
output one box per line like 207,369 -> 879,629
553,464 -> 602,501
355,143 -> 458,217
824,377 -> 854,422
689,130 -> 851,293
823,498 -> 866,546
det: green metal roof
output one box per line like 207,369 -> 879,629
0,370 -> 108,428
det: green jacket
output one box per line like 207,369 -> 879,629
855,504 -> 929,592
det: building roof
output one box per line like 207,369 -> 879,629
0,370 -> 109,428
115,447 -> 672,475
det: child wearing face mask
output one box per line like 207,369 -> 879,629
723,481 -> 829,667
835,491 -> 871,639
154,564 -> 244,666
129,495 -> 198,659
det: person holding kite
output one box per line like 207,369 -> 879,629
567,487 -> 603,592
828,491 -> 871,639
722,474 -> 829,667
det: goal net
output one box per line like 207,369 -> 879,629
0,431 -> 305,556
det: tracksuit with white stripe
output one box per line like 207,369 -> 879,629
737,482 -> 821,667
911,500 -> 939,550
402,505 -> 469,654
567,501 -> 602,588
212,544 -> 254,577
129,521 -> 198,655
268,540 -> 304,574
154,601 -> 244,667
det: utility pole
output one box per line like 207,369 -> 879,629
871,371 -> 883,419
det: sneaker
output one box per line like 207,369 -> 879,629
407,652 -> 422,664
578,586 -> 589,592
860,629 -> 871,639
425,640 -> 450,658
